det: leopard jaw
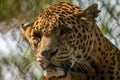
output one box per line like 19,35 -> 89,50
43,67 -> 65,78
39,59 -> 66,78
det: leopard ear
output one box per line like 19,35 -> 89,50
20,23 -> 29,34
82,3 -> 100,21
20,23 -> 33,42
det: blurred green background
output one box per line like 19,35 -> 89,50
0,0 -> 120,80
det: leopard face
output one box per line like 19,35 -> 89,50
21,2 -> 120,80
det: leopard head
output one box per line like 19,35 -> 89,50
21,2 -> 100,79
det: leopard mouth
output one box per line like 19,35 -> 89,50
43,64 -> 65,78
40,60 -> 71,78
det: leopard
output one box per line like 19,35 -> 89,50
20,2 -> 120,80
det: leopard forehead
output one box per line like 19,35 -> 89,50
33,2 -> 83,34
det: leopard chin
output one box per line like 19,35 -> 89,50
43,66 -> 65,78
40,60 -> 71,79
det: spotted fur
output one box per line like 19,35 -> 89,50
20,2 -> 120,80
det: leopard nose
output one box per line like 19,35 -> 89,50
40,49 -> 58,58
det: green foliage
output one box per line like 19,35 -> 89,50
0,0 -> 20,21
101,26 -> 109,35
0,0 -> 72,22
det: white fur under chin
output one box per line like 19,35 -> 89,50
43,67 -> 65,78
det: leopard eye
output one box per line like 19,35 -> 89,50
34,33 -> 41,38
33,32 -> 42,39
60,27 -> 72,36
